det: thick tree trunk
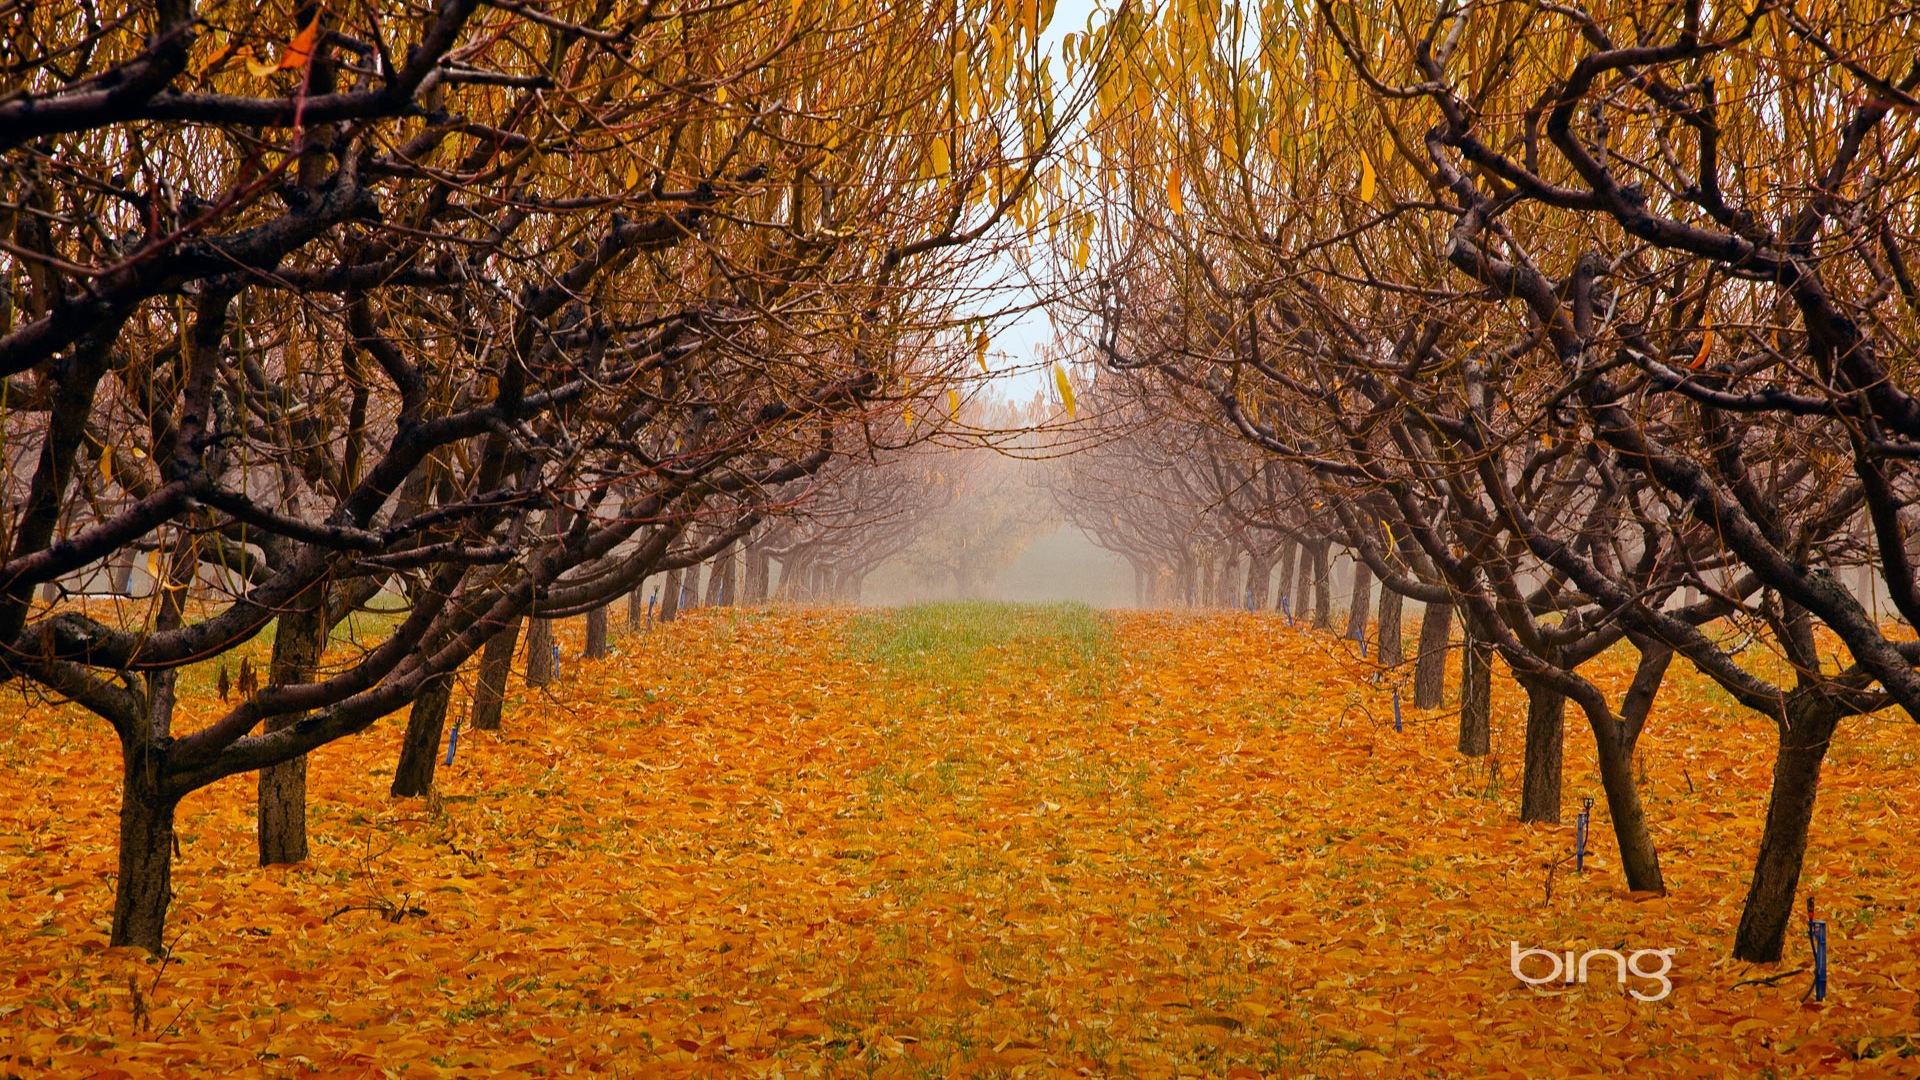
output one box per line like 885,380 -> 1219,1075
111,741 -> 178,954
1344,558 -> 1372,641
1310,544 -> 1332,629
1458,623 -> 1492,757
1274,542 -> 1297,614
524,617 -> 556,686
1734,695 -> 1844,962
1594,724 -> 1664,893
659,568 -> 684,621
391,672 -> 454,798
258,596 -> 326,866
1518,677 -> 1564,824
1377,585 -> 1404,668
1290,546 -> 1311,617
469,617 -> 522,731
584,606 -> 609,659
702,554 -> 726,606
1414,602 -> 1452,709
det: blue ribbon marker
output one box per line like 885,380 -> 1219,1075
1393,689 -> 1403,733
1808,897 -> 1828,1001
645,593 -> 657,629
1358,633 -> 1368,658
444,720 -> 461,766
552,641 -> 561,678
1575,797 -> 1593,871
1281,597 -> 1293,626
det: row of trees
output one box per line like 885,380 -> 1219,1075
1061,0 -> 1919,962
2,0 -> 1090,951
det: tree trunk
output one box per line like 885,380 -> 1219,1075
659,568 -> 684,621
1734,695 -> 1844,962
1518,677 -> 1564,823
111,739 -> 178,954
1594,722 -> 1664,893
1289,545 -> 1310,617
1458,622 -> 1492,756
637,580 -> 660,630
702,554 -> 726,606
745,544 -> 771,604
1414,601 -> 1452,709
258,596 -> 326,866
1311,543 -> 1333,630
391,672 -> 454,798
584,606 -> 609,659
1377,585 -> 1404,668
1246,553 -> 1274,611
469,617 -> 522,730
1344,558 -> 1372,641
524,617 -> 556,686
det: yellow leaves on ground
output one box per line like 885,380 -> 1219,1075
0,606 -> 1915,1077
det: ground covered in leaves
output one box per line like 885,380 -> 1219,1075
2,603 -> 1917,1077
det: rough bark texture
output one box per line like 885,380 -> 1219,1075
111,732 -> 178,954
1274,542 -> 1297,614
1518,678 -> 1565,823
659,568 -> 684,622
1734,696 -> 1844,961
524,617 -> 556,686
258,596 -> 326,866
1344,558 -> 1372,641
391,672 -> 454,798
469,617 -> 522,731
584,606 -> 609,659
1377,585 -> 1404,668
1458,624 -> 1492,757
1414,602 -> 1452,709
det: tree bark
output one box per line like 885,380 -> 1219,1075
584,605 -> 609,659
469,617 -> 522,731
1594,722 -> 1664,893
1310,542 -> 1332,629
1458,622 -> 1492,756
1734,694 -> 1844,961
1377,585 -> 1404,668
524,616 -> 556,686
1518,677 -> 1564,823
1245,552 -> 1274,610
1273,542 -> 1294,613
391,672 -> 454,797
1414,601 -> 1452,709
745,545 -> 771,603
659,568 -> 684,621
111,736 -> 178,954
258,595 -> 326,866
1344,557 -> 1372,641
627,582 -> 647,633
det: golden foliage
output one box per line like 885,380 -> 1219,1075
0,608 -> 1915,1076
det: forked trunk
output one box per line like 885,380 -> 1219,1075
1734,695 -> 1844,962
